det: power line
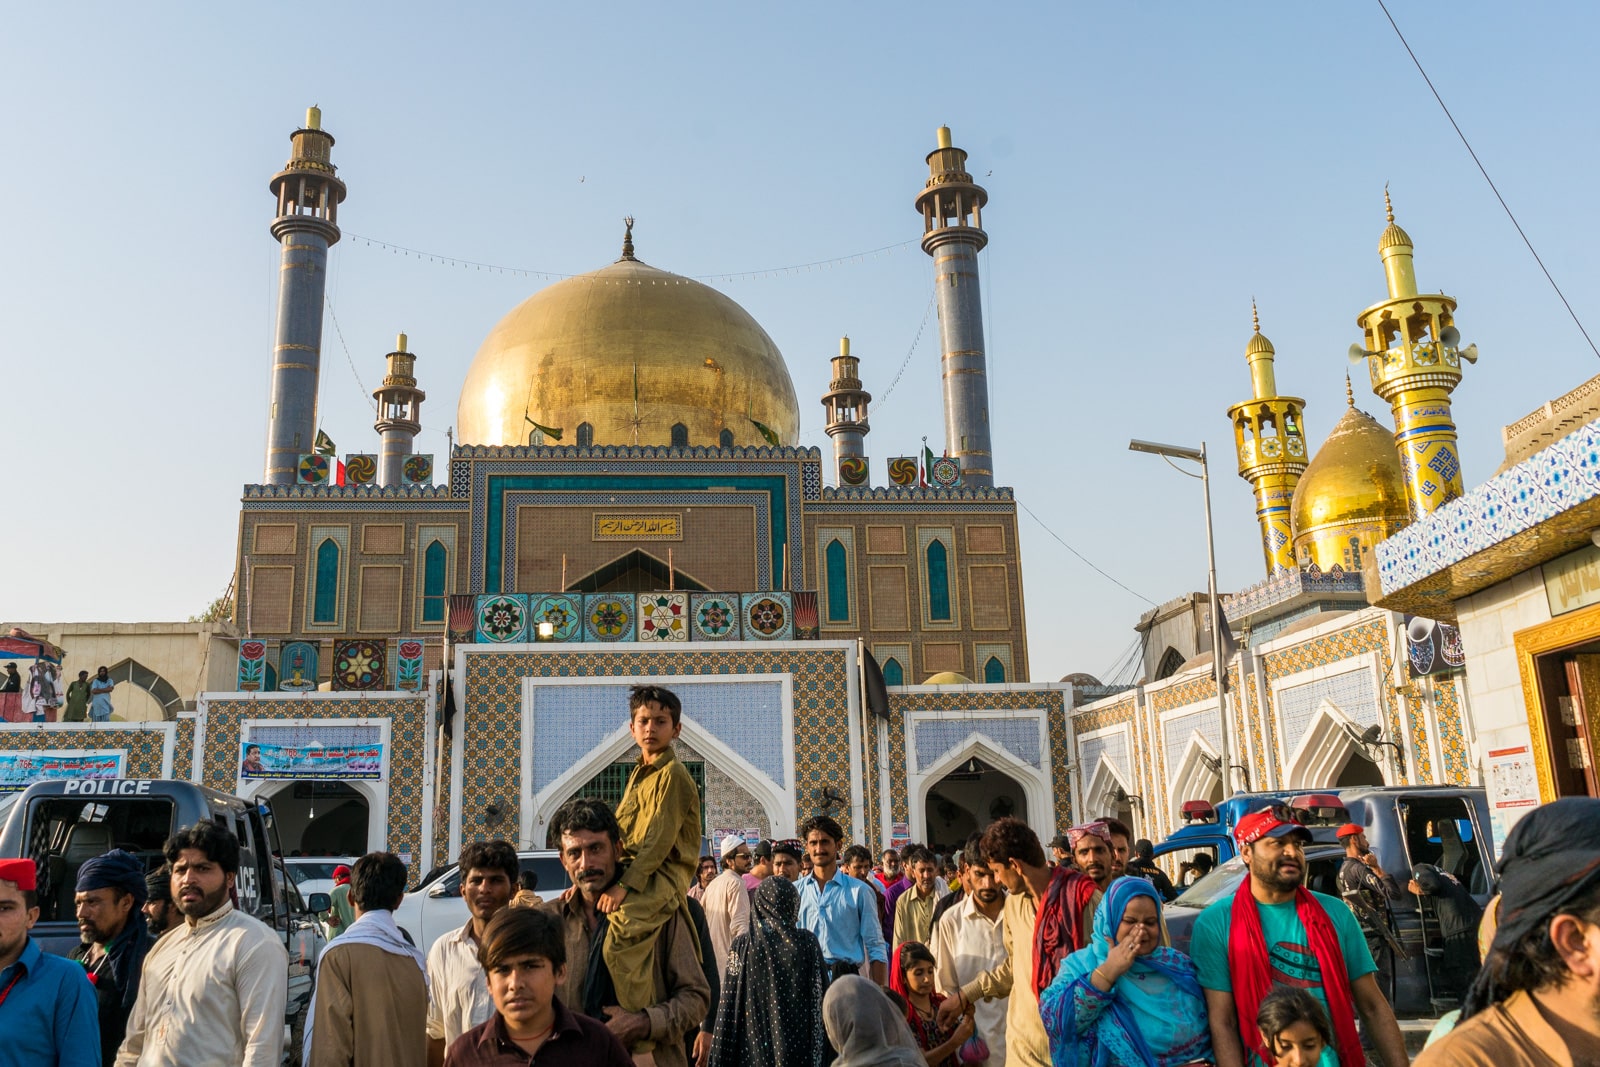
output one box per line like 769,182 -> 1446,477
1376,0 -> 1600,360
873,287 -> 937,412
1017,499 -> 1156,606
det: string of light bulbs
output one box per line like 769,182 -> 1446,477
341,230 -> 918,284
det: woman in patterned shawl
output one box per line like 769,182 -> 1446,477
708,875 -> 829,1067
1039,876 -> 1213,1067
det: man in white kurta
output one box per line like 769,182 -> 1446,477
116,830 -> 288,1067
701,834 -> 753,976
931,858 -> 1009,1066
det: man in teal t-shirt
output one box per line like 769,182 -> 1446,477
1189,806 -> 1407,1067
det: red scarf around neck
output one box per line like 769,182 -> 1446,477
1030,865 -> 1090,999
1227,878 -> 1363,1067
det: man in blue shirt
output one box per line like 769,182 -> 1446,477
0,857 -> 99,1067
796,815 -> 887,987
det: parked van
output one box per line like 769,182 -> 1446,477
0,779 -> 328,1061
1158,785 -> 1493,1018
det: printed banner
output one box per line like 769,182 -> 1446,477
240,741 -> 383,779
0,751 -> 125,793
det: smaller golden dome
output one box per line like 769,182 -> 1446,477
1290,404 -> 1411,573
923,671 -> 974,686
1378,187 -> 1413,251
1379,222 -> 1413,252
1245,331 -> 1275,356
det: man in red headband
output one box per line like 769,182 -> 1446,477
1189,806 -> 1406,1067
326,864 -> 355,939
0,857 -> 99,1067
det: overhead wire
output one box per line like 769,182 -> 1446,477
1017,499 -> 1156,607
1376,0 -> 1600,360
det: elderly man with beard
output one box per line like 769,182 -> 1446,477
426,840 -> 518,1066
71,850 -> 154,1066
117,822 -> 288,1067
543,797 -> 708,1067
1190,806 -> 1405,1067
930,841 -> 1009,1067
1417,798 -> 1600,1067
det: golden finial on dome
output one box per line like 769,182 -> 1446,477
620,217 -> 635,262
1384,183 -> 1394,224
1252,298 -> 1260,335
1346,373 -> 1355,408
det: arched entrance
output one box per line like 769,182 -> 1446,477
260,780 -> 371,856
543,754 -> 708,848
922,758 -> 1026,852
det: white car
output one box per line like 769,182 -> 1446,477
394,850 -> 570,954
284,856 -> 358,901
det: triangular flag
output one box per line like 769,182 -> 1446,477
748,417 -> 781,447
524,416 -> 564,441
313,429 -> 337,456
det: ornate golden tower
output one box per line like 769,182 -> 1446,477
1227,305 -> 1308,577
1353,191 -> 1477,518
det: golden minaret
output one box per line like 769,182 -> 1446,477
1353,189 -> 1477,518
1227,302 -> 1309,577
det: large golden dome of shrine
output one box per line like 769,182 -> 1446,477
1290,400 -> 1412,573
456,237 -> 800,448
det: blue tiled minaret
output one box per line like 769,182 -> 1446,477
263,107 -> 346,485
915,126 -> 993,488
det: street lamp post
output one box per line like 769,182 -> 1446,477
1129,438 -> 1234,799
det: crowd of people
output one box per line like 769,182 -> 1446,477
0,663 -> 114,723
0,682 -> 1597,1066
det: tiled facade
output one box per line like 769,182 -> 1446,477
1072,605 -> 1478,844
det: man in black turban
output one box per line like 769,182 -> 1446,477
71,849 -> 154,1066
1409,862 -> 1484,1004
143,863 -> 176,938
1416,798 -> 1600,1067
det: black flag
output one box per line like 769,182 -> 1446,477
1215,599 -> 1241,695
441,675 -> 460,738
862,647 -> 890,721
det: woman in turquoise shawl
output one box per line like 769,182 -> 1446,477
1039,876 -> 1213,1067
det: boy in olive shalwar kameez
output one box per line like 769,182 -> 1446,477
599,685 -> 703,1027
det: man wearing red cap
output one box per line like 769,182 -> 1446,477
1189,806 -> 1407,1067
326,864 -> 355,939
1336,823 -> 1403,1010
0,857 -> 100,1067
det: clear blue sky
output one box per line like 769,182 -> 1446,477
6,3 -> 1599,684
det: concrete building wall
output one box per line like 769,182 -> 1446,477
11,622 -> 238,720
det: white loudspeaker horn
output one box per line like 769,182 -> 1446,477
1407,616 -> 1437,644
1439,325 -> 1461,348
1348,343 -> 1370,365
1459,343 -> 1478,363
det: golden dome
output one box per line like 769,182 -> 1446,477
1245,330 -> 1275,356
922,671 -> 974,686
1290,403 -> 1411,573
457,249 -> 800,448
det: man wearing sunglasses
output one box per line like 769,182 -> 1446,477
1190,806 -> 1408,1067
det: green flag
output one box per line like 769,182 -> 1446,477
524,415 -> 564,441
923,443 -> 936,485
314,429 -> 337,456
748,417 -> 781,447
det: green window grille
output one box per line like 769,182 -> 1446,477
984,656 -> 1005,683
313,538 -> 340,623
926,540 -> 951,621
825,539 -> 850,622
421,540 -> 447,623
882,657 -> 904,687
565,758 -> 707,831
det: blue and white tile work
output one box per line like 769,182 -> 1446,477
1376,419 -> 1600,597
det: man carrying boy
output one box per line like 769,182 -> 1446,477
444,906 -> 631,1066
544,797 -> 709,1067
603,685 -> 702,1042
427,840 -> 518,1065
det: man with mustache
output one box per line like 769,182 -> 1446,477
70,850 -> 154,1066
117,822 -> 289,1066
1190,806 -> 1406,1067
543,797 -> 708,1067
930,841 -> 1009,1067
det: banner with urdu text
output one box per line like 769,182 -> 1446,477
239,741 -> 383,779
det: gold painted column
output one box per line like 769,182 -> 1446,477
1353,192 -> 1477,519
1227,305 -> 1308,576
